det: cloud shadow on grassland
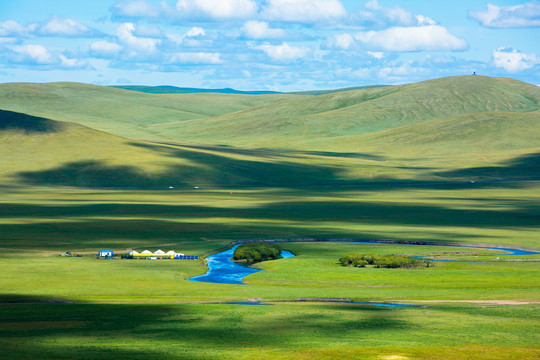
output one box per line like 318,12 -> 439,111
0,295 -> 400,360
0,109 -> 65,133
1,197 -> 538,228
14,146 -> 349,188
435,152 -> 540,181
167,142 -> 388,161
0,194 -> 537,250
11,138 -> 539,190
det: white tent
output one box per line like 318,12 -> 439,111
165,251 -> 176,256
141,250 -> 152,255
154,249 -> 166,255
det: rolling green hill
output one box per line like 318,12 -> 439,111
162,76 -> 539,148
0,82 -> 290,141
0,110 -> 359,187
2,76 -> 538,149
1,75 -> 539,187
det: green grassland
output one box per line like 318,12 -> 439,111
1,75 -> 539,358
1,302 -> 539,360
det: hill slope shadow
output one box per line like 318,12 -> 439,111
435,152 -> 540,181
14,141 -> 351,188
0,109 -> 65,133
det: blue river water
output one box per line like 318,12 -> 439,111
189,242 -> 539,285
189,245 -> 295,285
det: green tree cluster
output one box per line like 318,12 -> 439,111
233,243 -> 282,264
339,254 -> 431,269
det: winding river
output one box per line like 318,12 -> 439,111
189,241 -> 539,285
189,244 -> 295,285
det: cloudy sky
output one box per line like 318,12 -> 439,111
0,0 -> 538,91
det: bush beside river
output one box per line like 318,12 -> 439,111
339,254 -> 432,268
233,243 -> 282,264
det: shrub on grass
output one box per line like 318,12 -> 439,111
339,253 -> 431,268
233,243 -> 282,264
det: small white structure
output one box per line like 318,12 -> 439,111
98,250 -> 114,257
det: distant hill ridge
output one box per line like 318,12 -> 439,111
112,85 -> 281,95
111,84 -> 388,95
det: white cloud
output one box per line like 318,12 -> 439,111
361,0 -> 415,27
326,33 -> 356,50
91,40 -> 123,57
242,21 -> 285,39
133,24 -> 163,38
0,20 -> 35,37
416,15 -> 436,26
364,0 -> 380,11
186,27 -> 205,37
60,55 -> 87,68
176,0 -> 258,20
116,23 -> 161,53
112,0 -> 160,17
38,17 -> 94,37
170,52 -> 222,64
261,0 -> 346,22
11,44 -> 55,64
367,51 -> 384,59
493,47 -> 539,72
355,26 -> 467,52
253,42 -> 310,61
378,62 -> 429,79
167,27 -> 206,45
469,2 -> 540,28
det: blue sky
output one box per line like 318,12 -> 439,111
0,0 -> 538,91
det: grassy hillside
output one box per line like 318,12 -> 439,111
322,110 -> 540,181
0,109 -> 372,187
352,111 -> 540,153
1,76 -> 538,149
162,76 -> 540,148
0,82 -> 289,140
2,77 -> 540,187
1,75 -> 539,187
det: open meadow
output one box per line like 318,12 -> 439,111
1,76 -> 539,359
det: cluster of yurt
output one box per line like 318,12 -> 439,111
130,249 -> 184,259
